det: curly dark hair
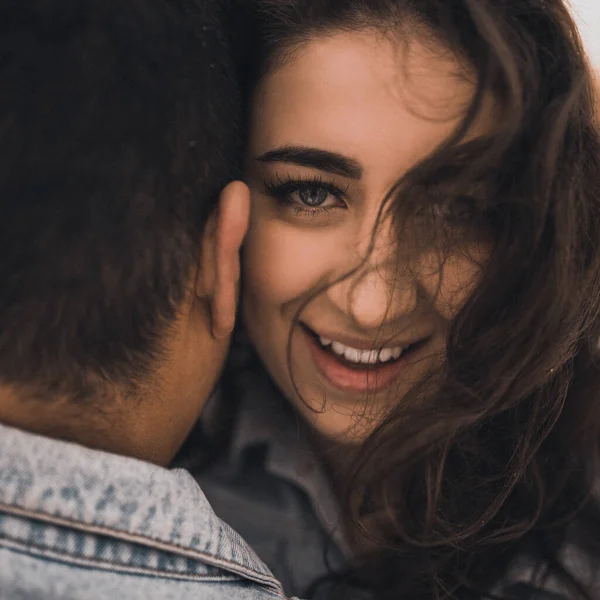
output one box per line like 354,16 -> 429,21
227,0 -> 600,598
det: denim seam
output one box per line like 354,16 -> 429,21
0,535 -> 239,583
0,502 -> 284,597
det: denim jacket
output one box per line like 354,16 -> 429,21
0,423 -> 293,600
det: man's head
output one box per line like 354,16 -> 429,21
0,0 -> 249,464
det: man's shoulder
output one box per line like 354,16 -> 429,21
0,424 -> 285,599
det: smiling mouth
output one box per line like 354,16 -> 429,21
302,324 -> 425,367
300,324 -> 430,393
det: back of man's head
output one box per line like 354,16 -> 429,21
0,0 -> 240,407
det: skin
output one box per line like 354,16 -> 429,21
243,30 -> 492,443
0,181 -> 250,466
595,71 -> 600,119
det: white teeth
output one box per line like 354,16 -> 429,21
323,337 -> 405,365
391,347 -> 403,360
344,347 -> 362,363
378,348 -> 394,363
331,341 -> 346,356
362,350 -> 379,365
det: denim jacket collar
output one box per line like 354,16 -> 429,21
0,422 -> 282,592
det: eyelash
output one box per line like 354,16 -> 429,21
263,173 -> 349,217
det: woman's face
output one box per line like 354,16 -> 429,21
243,30 -> 491,442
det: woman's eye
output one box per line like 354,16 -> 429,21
263,176 -> 348,216
434,196 -> 478,227
292,186 -> 338,208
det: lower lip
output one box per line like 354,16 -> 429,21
302,327 -> 423,394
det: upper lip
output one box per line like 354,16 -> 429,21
301,323 -> 430,351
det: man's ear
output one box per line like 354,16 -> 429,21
199,181 -> 250,339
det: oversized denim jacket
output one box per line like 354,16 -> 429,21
0,423 -> 293,600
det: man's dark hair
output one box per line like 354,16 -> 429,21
0,0 -> 240,400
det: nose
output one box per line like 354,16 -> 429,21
326,223 -> 418,331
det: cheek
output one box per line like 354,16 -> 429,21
419,249 -> 484,320
242,214 -> 336,310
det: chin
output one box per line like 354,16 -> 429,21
291,396 -> 377,444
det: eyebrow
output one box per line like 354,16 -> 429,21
256,145 -> 363,180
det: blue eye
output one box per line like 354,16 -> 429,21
264,174 -> 348,216
433,195 -> 479,228
296,186 -> 332,207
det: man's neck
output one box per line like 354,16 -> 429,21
0,385 -> 135,461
